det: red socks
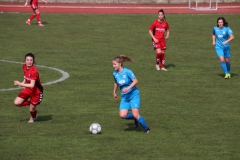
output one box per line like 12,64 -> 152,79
30,110 -> 37,118
156,52 -> 161,65
29,14 -> 36,21
160,52 -> 165,68
36,13 -> 41,23
156,52 -> 165,68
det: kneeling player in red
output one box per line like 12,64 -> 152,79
14,53 -> 43,123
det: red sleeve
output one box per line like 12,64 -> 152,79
149,21 -> 156,30
166,22 -> 169,30
30,67 -> 39,80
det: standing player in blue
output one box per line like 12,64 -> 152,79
112,55 -> 150,133
212,17 -> 234,79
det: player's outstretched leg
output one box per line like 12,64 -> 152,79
137,115 -> 150,133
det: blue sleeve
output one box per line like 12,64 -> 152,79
113,72 -> 117,83
127,69 -> 136,80
228,27 -> 233,35
212,27 -> 215,35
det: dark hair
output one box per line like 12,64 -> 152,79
25,53 -> 35,64
113,55 -> 134,66
158,9 -> 166,20
217,17 -> 228,27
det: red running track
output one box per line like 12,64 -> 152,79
0,3 -> 240,14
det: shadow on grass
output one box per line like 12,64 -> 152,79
124,123 -> 143,132
20,115 -> 52,122
218,72 -> 238,78
165,64 -> 176,69
32,22 -> 48,25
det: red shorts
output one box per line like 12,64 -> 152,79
152,39 -> 167,50
30,3 -> 38,11
18,88 -> 43,106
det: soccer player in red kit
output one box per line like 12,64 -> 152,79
149,9 -> 170,71
14,53 -> 43,123
24,0 -> 47,26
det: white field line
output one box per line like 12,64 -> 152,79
0,60 -> 70,91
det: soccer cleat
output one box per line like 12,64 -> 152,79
156,65 -> 160,70
28,116 -> 37,123
160,68 -> 167,71
38,23 -> 44,26
26,20 -> 30,25
224,74 -> 231,79
144,127 -> 150,133
134,119 -> 138,128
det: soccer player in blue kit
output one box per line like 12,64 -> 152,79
212,17 -> 234,79
112,55 -> 150,133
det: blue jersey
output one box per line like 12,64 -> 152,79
212,26 -> 233,49
113,68 -> 138,96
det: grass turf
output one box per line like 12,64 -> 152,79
0,13 -> 240,160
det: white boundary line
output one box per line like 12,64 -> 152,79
0,60 -> 70,91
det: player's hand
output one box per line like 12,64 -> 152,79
212,42 -> 215,46
222,41 -> 227,45
14,80 -> 20,86
165,36 -> 169,40
24,2 -> 27,7
113,93 -> 118,100
154,38 -> 159,43
122,87 -> 129,93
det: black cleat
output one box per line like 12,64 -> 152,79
144,127 -> 150,133
134,119 -> 138,128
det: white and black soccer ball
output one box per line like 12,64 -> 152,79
89,123 -> 101,134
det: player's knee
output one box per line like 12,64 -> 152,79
14,100 -> 20,106
119,113 -> 127,119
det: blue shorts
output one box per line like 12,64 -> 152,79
119,91 -> 140,110
215,47 -> 230,58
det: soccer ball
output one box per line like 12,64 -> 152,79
89,123 -> 101,134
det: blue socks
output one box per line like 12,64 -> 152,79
137,115 -> 149,130
123,114 -> 149,130
226,62 -> 231,73
124,113 -> 135,120
220,61 -> 229,74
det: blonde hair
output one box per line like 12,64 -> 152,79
113,55 -> 134,66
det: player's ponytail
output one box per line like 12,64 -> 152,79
113,55 -> 134,66
119,55 -> 134,63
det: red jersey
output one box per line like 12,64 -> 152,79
149,20 -> 169,39
23,64 -> 43,94
30,0 -> 38,5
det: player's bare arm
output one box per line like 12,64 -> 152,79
122,78 -> 138,93
149,30 -> 158,43
212,34 -> 216,45
113,82 -> 118,100
165,30 -> 170,40
14,79 -> 36,88
223,34 -> 234,45
24,0 -> 29,6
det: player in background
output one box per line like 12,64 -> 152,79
24,0 -> 47,26
149,9 -> 170,71
212,17 -> 234,79
112,55 -> 150,133
14,53 -> 43,123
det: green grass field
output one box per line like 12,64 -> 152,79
0,13 -> 240,160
